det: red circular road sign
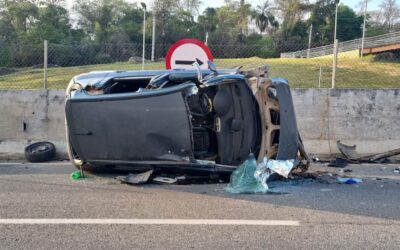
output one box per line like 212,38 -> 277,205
165,39 -> 214,70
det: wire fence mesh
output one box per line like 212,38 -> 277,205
0,38 -> 399,89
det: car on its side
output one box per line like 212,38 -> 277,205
65,63 -> 308,173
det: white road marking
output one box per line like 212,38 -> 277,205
0,219 -> 300,226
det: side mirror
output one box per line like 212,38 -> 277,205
207,60 -> 217,74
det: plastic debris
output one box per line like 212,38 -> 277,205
311,156 -> 320,162
328,158 -> 348,168
116,170 -> 153,185
71,170 -> 84,180
153,176 -> 177,184
261,157 -> 296,178
225,154 -> 269,194
337,177 -> 363,184
225,154 -> 297,194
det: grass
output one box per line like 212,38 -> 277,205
0,52 -> 399,89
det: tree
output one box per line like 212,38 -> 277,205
0,0 -> 39,43
310,1 -> 363,44
74,0 -> 130,43
254,0 -> 279,35
336,5 -> 363,41
180,0 -> 202,16
198,7 -> 218,34
236,0 -> 252,37
379,0 -> 400,32
309,0 -> 336,44
30,3 -> 72,43
273,0 -> 311,35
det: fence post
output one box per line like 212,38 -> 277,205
43,40 -> 48,89
318,66 -> 322,88
331,39 -> 338,89
307,24 -> 312,58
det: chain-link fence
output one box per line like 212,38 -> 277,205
0,34 -> 399,89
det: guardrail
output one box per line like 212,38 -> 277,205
281,31 -> 400,58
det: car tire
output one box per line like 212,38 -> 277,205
24,141 -> 56,163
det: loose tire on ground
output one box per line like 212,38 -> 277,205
24,141 -> 56,163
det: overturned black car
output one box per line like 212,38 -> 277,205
65,63 -> 309,173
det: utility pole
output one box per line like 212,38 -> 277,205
334,0 -> 339,42
361,0 -> 368,58
151,9 -> 156,62
141,2 -> 147,70
307,24 -> 313,58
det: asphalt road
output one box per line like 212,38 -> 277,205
0,162 -> 399,249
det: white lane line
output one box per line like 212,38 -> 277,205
0,219 -> 300,226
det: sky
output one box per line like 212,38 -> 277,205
66,0 -> 383,13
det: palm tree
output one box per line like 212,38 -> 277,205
255,0 -> 279,35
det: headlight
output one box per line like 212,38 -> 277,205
66,80 -> 83,96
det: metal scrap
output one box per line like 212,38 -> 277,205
328,157 -> 348,168
116,170 -> 153,185
337,140 -> 400,163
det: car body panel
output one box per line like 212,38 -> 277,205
66,84 -> 195,163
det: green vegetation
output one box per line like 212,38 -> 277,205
1,54 -> 398,89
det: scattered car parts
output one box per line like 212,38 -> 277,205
337,140 -> 400,163
116,170 -> 153,185
24,141 -> 56,163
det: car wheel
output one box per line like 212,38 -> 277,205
24,141 -> 56,163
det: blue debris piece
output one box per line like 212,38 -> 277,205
337,177 -> 363,184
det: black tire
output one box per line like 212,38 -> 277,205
24,141 -> 56,163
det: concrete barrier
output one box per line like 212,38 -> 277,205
0,89 -> 399,160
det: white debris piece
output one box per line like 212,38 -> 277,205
256,157 -> 296,179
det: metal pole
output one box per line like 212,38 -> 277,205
334,1 -> 339,42
332,39 -> 338,89
318,66 -> 322,88
43,40 -> 48,89
361,0 -> 368,58
142,10 -> 146,70
151,10 -> 155,62
307,24 -> 313,58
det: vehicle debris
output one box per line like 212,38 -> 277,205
337,141 -> 400,163
225,154 -> 269,194
71,170 -> 84,180
24,141 -> 56,163
225,154 -> 299,194
152,176 -> 177,184
337,141 -> 359,161
116,170 -> 153,185
337,177 -> 363,184
257,157 -> 297,179
339,169 -> 353,173
328,157 -> 348,168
